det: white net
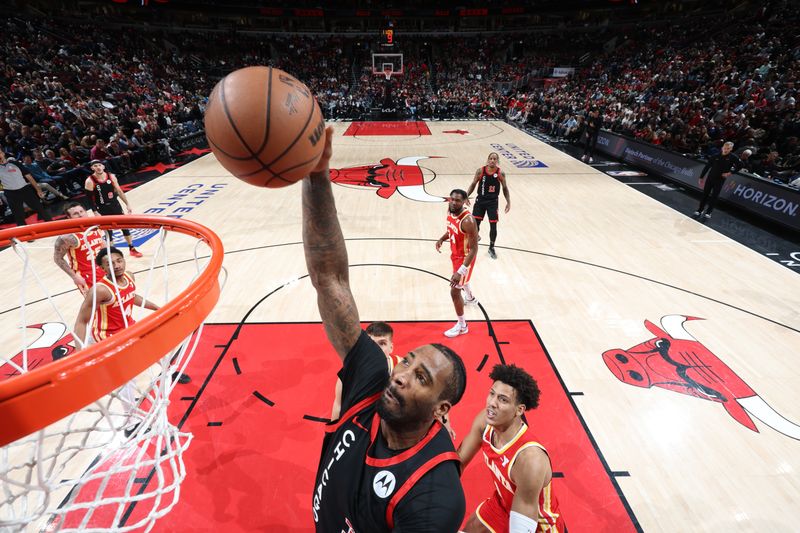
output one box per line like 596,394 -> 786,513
0,221 -> 223,532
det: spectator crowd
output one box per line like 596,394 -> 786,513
2,0 -> 798,225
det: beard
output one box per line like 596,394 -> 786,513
448,204 -> 461,214
376,385 -> 405,423
376,386 -> 434,434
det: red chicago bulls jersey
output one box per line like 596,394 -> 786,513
92,272 -> 136,342
68,229 -> 105,283
447,209 -> 472,259
481,422 -> 562,530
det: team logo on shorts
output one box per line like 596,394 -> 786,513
603,315 -> 800,440
372,470 -> 397,498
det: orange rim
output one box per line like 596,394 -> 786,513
0,216 -> 223,446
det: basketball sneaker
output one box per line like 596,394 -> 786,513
693,210 -> 702,217
488,247 -> 497,259
444,323 -> 468,338
464,295 -> 479,305
129,248 -> 143,258
703,213 -> 711,219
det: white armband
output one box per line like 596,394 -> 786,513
509,510 -> 537,533
457,264 -> 468,276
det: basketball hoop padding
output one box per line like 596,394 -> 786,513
0,215 -> 223,447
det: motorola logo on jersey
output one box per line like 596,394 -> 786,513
603,315 -> 800,440
372,470 -> 396,498
329,156 -> 445,203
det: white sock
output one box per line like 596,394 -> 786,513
457,315 -> 466,327
463,284 -> 474,300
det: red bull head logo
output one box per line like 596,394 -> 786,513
329,156 -> 445,202
603,315 -> 800,440
1,322 -> 75,382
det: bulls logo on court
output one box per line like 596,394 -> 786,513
1,322 -> 76,380
329,156 -> 445,202
603,315 -> 800,440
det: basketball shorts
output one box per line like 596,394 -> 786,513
475,491 -> 564,533
97,203 -> 132,237
472,199 -> 499,223
450,255 -> 475,286
97,202 -> 124,216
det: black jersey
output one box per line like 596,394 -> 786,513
89,172 -> 118,209
313,332 -> 465,532
477,166 -> 501,202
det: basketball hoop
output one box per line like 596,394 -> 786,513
383,68 -> 393,82
0,215 -> 224,532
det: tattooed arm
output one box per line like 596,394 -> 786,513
53,234 -> 89,295
302,127 -> 361,361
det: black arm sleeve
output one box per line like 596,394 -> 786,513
391,461 -> 466,533
338,331 -> 390,415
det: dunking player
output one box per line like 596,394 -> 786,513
436,189 -> 479,338
466,152 -> 511,259
458,364 -> 564,533
84,160 -> 143,257
304,127 -> 467,532
53,202 -> 106,295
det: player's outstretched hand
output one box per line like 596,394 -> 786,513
310,126 -> 334,176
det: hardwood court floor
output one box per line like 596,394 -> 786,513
1,120 -> 799,532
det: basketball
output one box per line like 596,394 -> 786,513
204,66 -> 326,188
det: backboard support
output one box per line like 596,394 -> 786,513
371,53 -> 404,79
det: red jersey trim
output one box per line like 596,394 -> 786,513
90,171 -> 114,186
385,450 -> 461,529
325,392 -> 381,433
366,417 -> 444,467
482,165 -> 500,177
